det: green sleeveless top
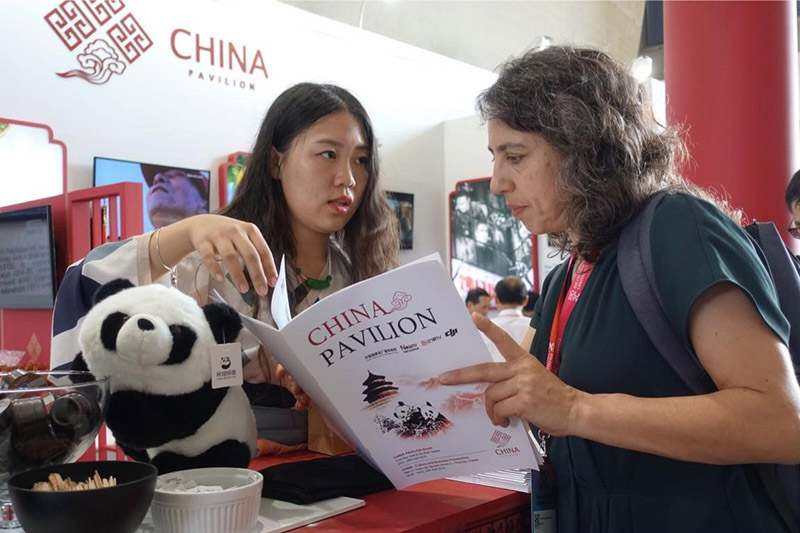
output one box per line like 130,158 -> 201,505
530,193 -> 791,532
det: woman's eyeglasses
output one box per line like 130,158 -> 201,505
790,220 -> 800,240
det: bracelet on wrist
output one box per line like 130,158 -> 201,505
155,228 -> 178,288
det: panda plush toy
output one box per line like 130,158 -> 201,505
74,278 -> 257,474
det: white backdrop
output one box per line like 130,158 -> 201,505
0,0 -> 498,262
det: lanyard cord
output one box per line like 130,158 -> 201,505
539,255 -> 594,453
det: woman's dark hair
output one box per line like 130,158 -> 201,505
219,83 -> 399,385
220,82 -> 399,282
787,170 -> 800,212
477,46 -> 735,261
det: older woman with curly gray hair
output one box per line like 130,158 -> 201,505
440,46 -> 800,532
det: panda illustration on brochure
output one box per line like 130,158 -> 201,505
72,278 -> 257,474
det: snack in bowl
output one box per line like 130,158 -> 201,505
151,467 -> 263,533
8,460 -> 157,533
0,370 -> 109,530
0,372 -> 106,472
32,470 -> 117,491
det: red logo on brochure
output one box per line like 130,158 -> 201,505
490,429 -> 512,448
44,0 -> 152,84
491,429 -> 520,455
388,291 -> 412,313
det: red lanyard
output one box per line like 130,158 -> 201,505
546,255 -> 594,375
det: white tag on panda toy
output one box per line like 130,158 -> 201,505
211,342 -> 243,389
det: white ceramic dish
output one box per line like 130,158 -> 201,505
150,467 -> 263,533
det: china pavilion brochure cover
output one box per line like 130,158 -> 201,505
214,253 -> 541,489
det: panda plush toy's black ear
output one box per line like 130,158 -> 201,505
93,278 -> 135,306
203,303 -> 243,344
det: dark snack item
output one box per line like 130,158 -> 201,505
0,399 -> 13,473
49,393 -> 101,440
0,399 -> 13,433
2,371 -> 50,395
11,397 -> 69,465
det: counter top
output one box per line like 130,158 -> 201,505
9,451 -> 531,532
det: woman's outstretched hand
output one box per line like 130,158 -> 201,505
184,214 -> 277,295
437,313 -> 585,437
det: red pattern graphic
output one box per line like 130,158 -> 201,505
106,13 -> 152,63
57,38 -> 126,84
44,1 -> 97,51
442,390 -> 486,413
490,429 -> 512,447
81,0 -> 125,26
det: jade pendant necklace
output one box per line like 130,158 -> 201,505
294,253 -> 332,290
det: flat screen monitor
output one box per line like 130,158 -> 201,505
0,205 -> 57,309
93,157 -> 210,232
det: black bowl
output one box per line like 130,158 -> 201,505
8,460 -> 157,533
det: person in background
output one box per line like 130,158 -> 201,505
492,276 -> 530,346
142,165 -> 210,229
465,287 -> 491,317
439,46 -> 800,532
52,82 -> 399,456
786,169 -> 800,240
521,289 -> 539,318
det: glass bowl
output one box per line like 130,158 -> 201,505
0,371 -> 109,529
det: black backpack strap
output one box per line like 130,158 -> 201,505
744,221 -> 800,359
744,222 -> 800,527
617,191 -> 715,394
619,196 -> 800,532
757,463 -> 800,533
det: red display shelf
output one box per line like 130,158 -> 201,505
67,181 -> 143,265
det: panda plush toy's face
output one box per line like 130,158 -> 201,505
78,280 -> 239,397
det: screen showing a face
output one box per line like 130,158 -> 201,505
0,205 -> 56,309
93,157 -> 210,232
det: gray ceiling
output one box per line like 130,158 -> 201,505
280,1 -> 646,72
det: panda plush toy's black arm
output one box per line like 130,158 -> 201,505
107,383 -> 230,449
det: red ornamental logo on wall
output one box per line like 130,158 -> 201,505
44,0 -> 153,85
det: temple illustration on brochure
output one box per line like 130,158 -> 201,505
362,371 -> 399,409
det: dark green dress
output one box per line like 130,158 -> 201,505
529,193 -> 791,532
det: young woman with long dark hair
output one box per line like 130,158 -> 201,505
54,83 -> 399,454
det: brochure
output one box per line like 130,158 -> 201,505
448,469 -> 532,493
222,254 -> 541,489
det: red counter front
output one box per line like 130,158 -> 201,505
250,452 -> 530,533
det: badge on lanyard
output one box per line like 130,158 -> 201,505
532,433 -> 557,532
533,256 -> 594,532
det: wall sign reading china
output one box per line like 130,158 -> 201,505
44,0 -> 269,90
171,29 -> 268,90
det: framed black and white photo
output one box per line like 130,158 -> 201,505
386,191 -> 414,250
449,178 -> 536,301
